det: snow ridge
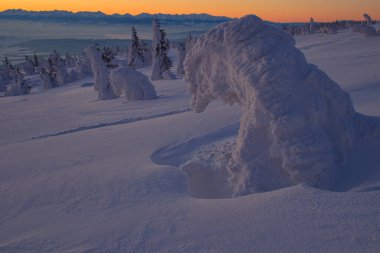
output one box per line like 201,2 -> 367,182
32,108 -> 191,139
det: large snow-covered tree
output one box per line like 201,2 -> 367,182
184,15 -> 380,196
151,17 -> 173,80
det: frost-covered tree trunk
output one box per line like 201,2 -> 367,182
84,46 -> 117,100
110,67 -> 157,101
128,26 -> 145,68
184,15 -> 380,196
151,17 -> 173,80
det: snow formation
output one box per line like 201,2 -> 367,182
184,15 -> 380,196
109,67 -> 157,101
84,45 -> 117,100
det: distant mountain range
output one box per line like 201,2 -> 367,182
0,9 -> 232,25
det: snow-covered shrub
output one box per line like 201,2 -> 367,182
151,17 -> 174,80
184,15 -> 380,196
5,67 -> 30,96
84,45 -> 117,100
109,67 -> 157,101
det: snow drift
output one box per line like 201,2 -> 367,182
109,67 -> 158,101
184,15 -> 380,196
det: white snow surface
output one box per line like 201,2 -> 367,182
1,19 -> 380,253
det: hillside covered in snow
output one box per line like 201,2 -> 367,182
0,16 -> 380,253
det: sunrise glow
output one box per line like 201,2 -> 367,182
0,0 -> 379,22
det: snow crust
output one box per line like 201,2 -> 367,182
184,15 -> 380,196
109,67 -> 158,101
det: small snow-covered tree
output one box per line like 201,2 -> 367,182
5,66 -> 30,96
84,45 -> 117,100
309,17 -> 315,34
151,17 -> 173,80
0,75 -> 6,92
40,59 -> 58,89
128,26 -> 145,68
172,41 -> 186,76
21,56 -> 35,75
363,13 -> 373,26
74,53 -> 92,79
2,57 -> 12,81
49,50 -> 70,85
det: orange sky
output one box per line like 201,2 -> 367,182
0,0 -> 379,22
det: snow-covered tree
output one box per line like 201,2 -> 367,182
184,15 -> 380,196
309,17 -> 315,34
49,50 -> 70,85
65,53 -> 76,68
40,59 -> 58,89
151,17 -> 173,80
128,26 -> 145,68
20,56 -> 35,75
84,45 -> 117,100
172,41 -> 186,76
110,67 -> 157,101
5,66 -> 30,96
353,13 -> 377,37
0,75 -> 6,92
74,53 -> 92,79
2,57 -> 12,81
363,13 -> 373,26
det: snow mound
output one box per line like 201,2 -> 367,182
109,67 -> 158,101
184,15 -> 380,196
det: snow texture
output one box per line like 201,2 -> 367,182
184,15 -> 380,196
84,45 -> 117,100
109,67 -> 157,101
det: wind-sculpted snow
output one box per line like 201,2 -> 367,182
184,15 -> 380,196
110,67 -> 158,101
